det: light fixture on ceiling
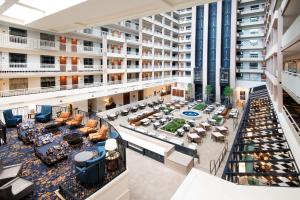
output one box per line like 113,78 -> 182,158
0,0 -> 5,6
3,0 -> 87,24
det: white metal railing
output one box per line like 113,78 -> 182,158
107,65 -> 122,69
0,33 -> 103,55
0,77 -> 179,98
126,37 -> 139,43
283,106 -> 300,135
127,78 -> 139,83
83,65 -> 94,68
127,65 -> 139,69
40,63 -> 55,68
142,65 -> 152,69
107,80 -> 123,85
9,63 -> 27,68
107,48 -> 124,54
127,51 -> 139,56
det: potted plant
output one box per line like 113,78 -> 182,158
224,86 -> 234,108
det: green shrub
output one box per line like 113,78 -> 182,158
193,103 -> 206,111
212,115 -> 223,123
161,118 -> 185,133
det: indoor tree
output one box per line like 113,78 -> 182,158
223,86 -> 234,105
205,84 -> 213,103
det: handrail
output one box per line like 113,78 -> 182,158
283,106 -> 300,135
210,142 -> 228,175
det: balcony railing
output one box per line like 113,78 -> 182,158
0,77 -> 179,98
107,65 -> 122,69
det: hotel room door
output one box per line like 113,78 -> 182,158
123,92 -> 130,105
138,90 -> 144,101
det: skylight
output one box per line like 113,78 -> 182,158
2,0 -> 87,24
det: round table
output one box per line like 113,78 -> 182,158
74,151 -> 95,166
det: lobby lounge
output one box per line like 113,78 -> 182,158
0,105 -> 127,199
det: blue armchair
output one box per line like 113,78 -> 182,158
110,131 -> 119,139
96,141 -> 106,152
75,150 -> 106,186
3,109 -> 22,128
35,105 -> 52,123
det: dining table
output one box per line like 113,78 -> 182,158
211,132 -> 225,142
194,127 -> 206,135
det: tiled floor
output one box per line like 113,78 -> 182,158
102,97 -> 243,175
126,149 -> 185,200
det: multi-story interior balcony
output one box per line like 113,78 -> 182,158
282,71 -> 300,102
126,36 -> 139,45
238,17 -> 265,27
76,28 -> 103,38
142,52 -> 153,59
142,27 -> 153,35
127,50 -> 139,59
1,62 -> 60,73
106,31 -> 125,42
236,54 -> 264,62
238,4 -> 265,15
127,65 -> 140,73
238,31 -> 265,38
116,21 -> 139,31
142,40 -> 153,47
237,67 -> 264,74
178,8 -> 192,15
107,48 -> 125,58
179,16 -> 192,24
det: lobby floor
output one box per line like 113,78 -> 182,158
104,98 -> 244,175
126,149 -> 185,200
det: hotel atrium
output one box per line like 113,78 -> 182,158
0,0 -> 300,199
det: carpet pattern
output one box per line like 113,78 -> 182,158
0,123 -> 116,199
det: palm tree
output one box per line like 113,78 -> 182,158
223,86 -> 234,105
205,85 -> 213,103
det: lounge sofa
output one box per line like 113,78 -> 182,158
89,125 -> 108,142
79,119 -> 98,136
35,105 -> 52,123
54,112 -> 71,124
3,110 -> 22,128
66,114 -> 83,128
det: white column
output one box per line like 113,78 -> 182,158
202,4 -> 209,100
102,36 -> 108,85
191,6 -> 197,98
230,0 -> 237,104
215,1 -> 222,103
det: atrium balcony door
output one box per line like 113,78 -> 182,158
123,92 -> 130,105
138,90 -> 144,101
71,57 -> 77,72
71,38 -> 77,52
60,76 -> 67,90
72,76 -> 78,89
60,36 -> 66,51
60,56 -> 66,72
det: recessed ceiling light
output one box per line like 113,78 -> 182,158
0,0 -> 5,6
19,0 -> 87,16
3,4 -> 44,23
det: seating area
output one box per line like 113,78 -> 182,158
0,105 -> 126,199
223,85 -> 300,187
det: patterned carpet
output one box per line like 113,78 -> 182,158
0,123 -> 103,199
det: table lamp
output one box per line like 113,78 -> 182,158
105,138 -> 117,156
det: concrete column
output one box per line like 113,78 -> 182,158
277,8 -> 284,112
202,4 -> 209,100
215,1 -> 222,103
123,42 -> 127,84
102,36 -> 108,85
230,0 -> 237,104
191,6 -> 197,98
139,18 -> 143,82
